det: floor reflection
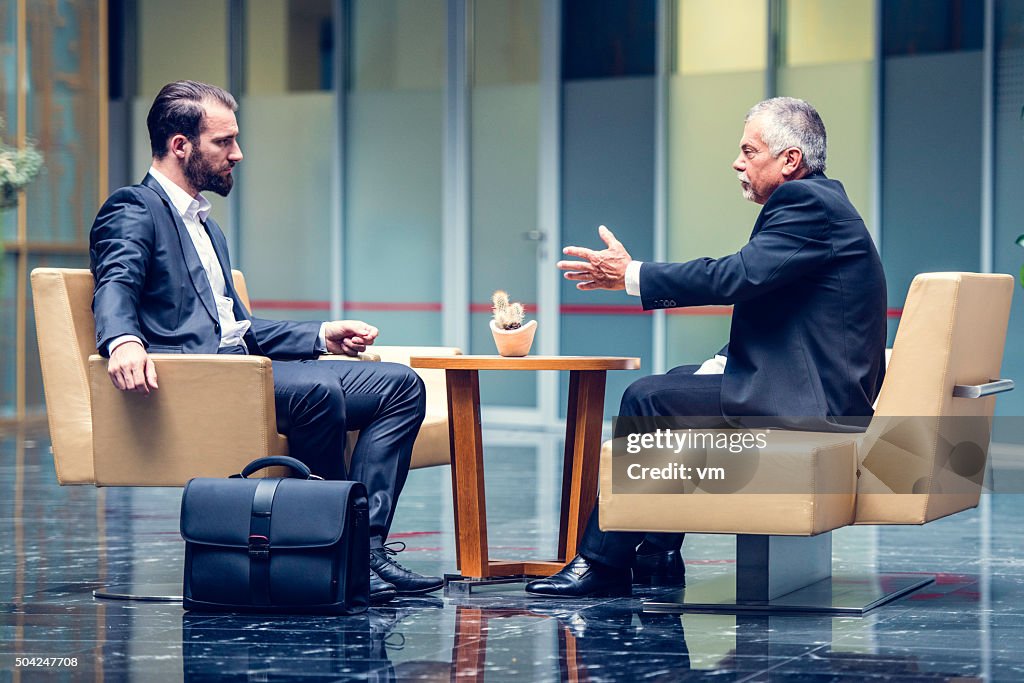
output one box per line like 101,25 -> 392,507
2,424 -> 1023,680
172,600 -> 992,682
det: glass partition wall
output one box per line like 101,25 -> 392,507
9,0 -> 1024,444
346,0 -> 445,343
470,0 -> 543,412
240,0 -> 336,323
559,0 -> 658,418
665,0 -> 766,370
776,0 -> 875,231
1,0 -> 105,421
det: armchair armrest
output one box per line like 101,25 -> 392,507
89,354 -> 285,486
952,379 -> 1014,398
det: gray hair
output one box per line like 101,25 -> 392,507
745,97 -> 826,174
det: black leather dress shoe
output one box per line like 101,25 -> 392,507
632,549 -> 686,587
370,569 -> 398,605
370,542 -> 444,595
525,555 -> 631,598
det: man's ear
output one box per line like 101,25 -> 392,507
168,134 -> 191,160
780,147 -> 804,177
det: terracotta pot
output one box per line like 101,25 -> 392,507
490,319 -> 537,357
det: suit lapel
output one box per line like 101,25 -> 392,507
141,174 -> 219,323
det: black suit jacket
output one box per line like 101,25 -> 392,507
640,173 -> 886,428
90,174 -> 321,358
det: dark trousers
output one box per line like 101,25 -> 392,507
221,348 -> 425,548
579,364 -> 729,569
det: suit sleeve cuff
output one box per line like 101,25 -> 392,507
693,354 -> 727,375
625,260 -> 643,297
316,323 -> 328,354
108,334 -> 143,356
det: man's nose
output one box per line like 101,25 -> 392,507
230,142 -> 243,162
732,155 -> 744,172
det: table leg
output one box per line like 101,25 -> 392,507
558,370 -> 607,562
446,369 -> 490,578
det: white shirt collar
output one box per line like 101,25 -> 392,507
148,165 -> 212,223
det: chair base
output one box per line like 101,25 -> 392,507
443,573 -> 526,596
93,583 -> 183,602
642,572 -> 934,616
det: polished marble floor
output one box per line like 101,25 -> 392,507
2,423 -> 1024,681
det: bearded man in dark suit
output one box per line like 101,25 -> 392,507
90,80 -> 443,603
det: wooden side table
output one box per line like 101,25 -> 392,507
410,355 -> 640,588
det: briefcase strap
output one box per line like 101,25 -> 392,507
248,478 -> 281,605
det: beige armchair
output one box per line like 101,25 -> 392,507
30,268 -> 460,487
598,272 -> 1014,614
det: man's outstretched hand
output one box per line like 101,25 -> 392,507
324,320 -> 379,356
556,225 -> 632,291
108,341 -> 159,394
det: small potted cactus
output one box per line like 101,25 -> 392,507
490,290 -> 537,357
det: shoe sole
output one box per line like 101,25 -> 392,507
369,589 -> 398,605
394,582 -> 444,596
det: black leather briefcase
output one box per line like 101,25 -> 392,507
180,456 -> 369,614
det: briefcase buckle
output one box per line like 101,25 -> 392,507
248,534 -> 270,559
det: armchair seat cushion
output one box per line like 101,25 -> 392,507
598,430 -> 859,536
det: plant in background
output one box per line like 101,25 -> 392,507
0,116 -> 43,210
491,290 -> 525,330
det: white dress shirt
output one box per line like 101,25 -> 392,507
624,259 -> 726,375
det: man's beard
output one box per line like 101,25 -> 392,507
737,172 -> 755,202
184,146 -> 234,197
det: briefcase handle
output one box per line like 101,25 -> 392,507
235,456 -> 322,480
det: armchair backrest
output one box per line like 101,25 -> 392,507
855,272 -> 1014,524
30,268 -> 99,484
231,270 -> 251,311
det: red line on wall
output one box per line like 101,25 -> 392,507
251,300 -> 905,318
346,302 -> 443,312
251,300 -> 331,311
252,300 -> 441,312
560,304 -> 651,315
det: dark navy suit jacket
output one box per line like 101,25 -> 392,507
640,173 -> 886,429
90,174 -> 321,359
